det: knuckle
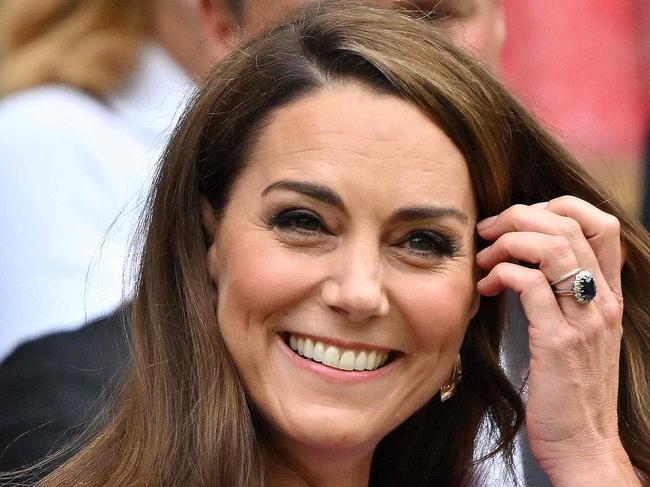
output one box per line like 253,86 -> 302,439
551,195 -> 577,207
560,217 -> 583,240
546,236 -> 573,261
507,204 -> 529,226
527,268 -> 548,288
492,262 -> 511,279
598,293 -> 623,329
603,214 -> 621,236
545,237 -> 575,265
498,232 -> 517,250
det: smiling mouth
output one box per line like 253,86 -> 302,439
282,333 -> 397,372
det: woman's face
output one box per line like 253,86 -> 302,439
203,84 -> 479,459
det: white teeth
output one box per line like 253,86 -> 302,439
354,351 -> 367,371
286,334 -> 390,372
375,353 -> 383,369
312,341 -> 325,362
303,338 -> 314,359
323,346 -> 340,368
338,351 -> 356,371
366,351 -> 377,371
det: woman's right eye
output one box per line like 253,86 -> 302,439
269,209 -> 326,234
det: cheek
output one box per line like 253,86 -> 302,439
211,240 -> 320,332
395,273 -> 477,351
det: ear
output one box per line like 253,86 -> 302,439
200,196 -> 219,244
199,0 -> 239,61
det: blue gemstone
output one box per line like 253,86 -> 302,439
581,277 -> 596,300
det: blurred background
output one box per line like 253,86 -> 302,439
500,0 -> 649,212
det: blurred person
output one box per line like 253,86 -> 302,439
0,0 -> 254,361
0,309 -> 130,479
0,0 -> 186,361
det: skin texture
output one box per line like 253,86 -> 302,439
201,84 -> 479,487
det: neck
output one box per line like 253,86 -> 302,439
263,439 -> 374,487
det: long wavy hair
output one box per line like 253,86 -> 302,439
30,2 -> 650,485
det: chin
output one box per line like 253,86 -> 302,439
266,402 -> 397,456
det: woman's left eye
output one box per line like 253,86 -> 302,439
399,230 -> 455,257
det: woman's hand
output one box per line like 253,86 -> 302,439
475,196 -> 639,486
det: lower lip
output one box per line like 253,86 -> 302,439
276,334 -> 398,384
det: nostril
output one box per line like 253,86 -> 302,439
329,305 -> 348,316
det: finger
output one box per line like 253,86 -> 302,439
542,196 -> 622,297
476,231 -> 580,284
477,262 -> 566,333
477,204 -> 608,294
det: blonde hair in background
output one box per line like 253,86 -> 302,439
0,0 -> 149,98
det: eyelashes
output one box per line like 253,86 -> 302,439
268,208 -> 458,259
399,230 -> 457,257
269,209 -> 327,235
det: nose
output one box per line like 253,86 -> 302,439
320,241 -> 389,322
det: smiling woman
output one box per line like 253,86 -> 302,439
26,1 -> 650,486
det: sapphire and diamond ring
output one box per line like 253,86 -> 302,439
552,269 -> 597,304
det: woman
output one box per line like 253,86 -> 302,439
29,2 -> 650,485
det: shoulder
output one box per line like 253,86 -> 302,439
0,86 -> 109,164
0,84 -> 141,160
0,84 -> 147,189
0,308 -> 131,380
0,84 -> 112,132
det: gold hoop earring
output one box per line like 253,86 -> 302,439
440,354 -> 462,403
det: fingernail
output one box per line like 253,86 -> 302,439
477,216 -> 497,231
532,201 -> 548,208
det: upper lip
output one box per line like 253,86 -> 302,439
281,331 -> 398,354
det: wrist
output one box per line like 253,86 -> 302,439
545,442 -> 640,487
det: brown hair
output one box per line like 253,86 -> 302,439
27,2 -> 650,485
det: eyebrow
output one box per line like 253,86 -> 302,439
261,180 -> 345,209
261,179 -> 468,224
389,206 -> 469,225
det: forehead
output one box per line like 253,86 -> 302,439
243,84 -> 476,218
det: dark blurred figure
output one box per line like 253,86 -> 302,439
0,309 -> 130,479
